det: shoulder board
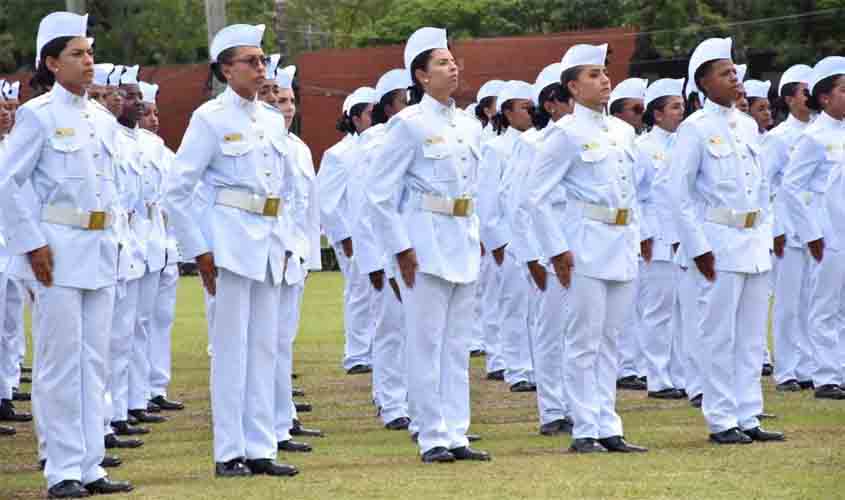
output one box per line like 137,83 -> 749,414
24,92 -> 52,109
260,101 -> 284,115
138,128 -> 164,144
396,104 -> 422,119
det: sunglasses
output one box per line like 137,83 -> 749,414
229,55 -> 271,69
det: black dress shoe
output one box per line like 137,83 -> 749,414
150,395 -> 184,411
385,416 -> 411,430
742,427 -> 785,442
84,477 -> 133,494
814,384 -> 845,399
100,455 -> 122,468
709,428 -> 752,445
290,419 -> 323,437
11,389 -> 30,401
761,363 -> 774,377
510,381 -> 537,393
449,446 -> 491,461
421,447 -> 455,463
20,364 -> 32,374
146,401 -> 161,413
292,388 -> 306,397
215,458 -> 252,478
757,413 -> 777,420
469,349 -> 486,358
111,420 -> 150,436
776,380 -> 802,392
648,388 -> 685,399
539,419 -> 567,436
128,409 -> 168,423
278,440 -> 312,452
295,402 -> 312,413
598,436 -> 648,453
127,414 -> 139,426
244,458 -> 299,476
569,438 -> 607,453
411,432 -> 419,444
617,376 -> 647,391
20,375 -> 32,384
0,424 -> 16,436
467,433 -> 482,442
346,364 -> 372,375
48,480 -> 90,498
798,380 -> 814,390
689,394 -> 703,408
291,372 -> 299,379
0,399 -> 32,422
39,459 -> 46,470
105,433 -> 144,449
485,369 -> 505,381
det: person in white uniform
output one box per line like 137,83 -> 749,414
780,57 -> 845,400
165,23 -> 299,477
367,27 -> 490,464
0,12 -> 134,497
766,64 -> 816,392
671,37 -> 784,444
522,43 -> 648,454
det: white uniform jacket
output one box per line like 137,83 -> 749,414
366,94 -> 482,284
136,128 -> 171,272
478,127 -> 520,252
634,126 -> 676,262
349,123 -> 389,277
317,134 -> 356,246
115,124 -> 149,281
763,114 -> 812,248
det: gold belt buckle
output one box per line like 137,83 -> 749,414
614,208 -> 630,226
88,211 -> 107,230
263,197 -> 281,217
743,211 -> 758,229
452,198 -> 471,217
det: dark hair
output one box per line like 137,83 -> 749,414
335,102 -> 369,134
491,100 -> 515,135
408,49 -> 436,105
807,74 -> 841,112
206,46 -> 239,92
561,66 -> 585,93
372,88 -> 404,125
748,96 -> 768,109
643,95 -> 671,128
692,59 -> 719,99
30,36 -> 74,92
609,98 -> 627,116
774,82 -> 801,117
531,82 -> 570,130
475,96 -> 496,127
684,91 -> 701,117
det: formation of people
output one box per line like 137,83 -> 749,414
1,9 -> 844,499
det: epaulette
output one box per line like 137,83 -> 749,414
138,127 -> 165,144
24,92 -> 51,108
260,101 -> 284,115
396,104 -> 422,119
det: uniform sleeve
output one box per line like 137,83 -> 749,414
164,112 -> 216,260
507,140 -> 544,263
635,147 -> 658,242
763,134 -> 790,239
477,143 -> 510,251
353,144 -> 387,275
317,148 -> 352,245
670,124 -> 711,259
650,140 -> 680,245
0,107 -> 48,254
781,135 -> 825,244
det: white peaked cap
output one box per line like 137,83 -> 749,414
404,27 -> 448,71
610,77 -> 648,107
342,95 -> 352,114
0,81 -> 5,101
477,80 -> 505,102
736,64 -> 747,82
93,63 -> 114,86
2,80 -> 21,101
809,56 -> 845,94
266,54 -> 281,79
778,64 -> 812,96
275,65 -> 296,90
687,37 -> 733,96
36,12 -> 88,68
107,65 -> 123,87
644,78 -> 684,109
120,65 -> 140,85
744,79 -> 771,99
533,62 -> 563,105
210,24 -> 265,63
139,81 -> 159,104
496,80 -> 533,113
465,102 -> 478,113
560,44 -> 607,73
343,87 -> 377,114
375,69 -> 412,102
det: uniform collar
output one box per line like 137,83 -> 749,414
784,113 -> 810,130
703,98 -> 734,116
52,82 -> 88,109
118,122 -> 138,139
222,85 -> 258,114
421,93 -> 457,122
650,125 -> 674,144
815,111 -> 844,129
572,102 -> 608,128
503,126 -> 522,140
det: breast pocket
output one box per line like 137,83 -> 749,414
706,141 -> 738,182
423,142 -> 456,182
578,146 -> 611,185
219,140 -> 255,180
47,135 -> 87,178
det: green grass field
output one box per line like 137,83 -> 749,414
2,272 -> 844,499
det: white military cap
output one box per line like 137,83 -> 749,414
2,80 -> 21,101
266,53 -> 281,78
809,56 -> 845,94
465,102 -> 478,113
375,69 -> 412,102
404,27 -> 448,71
496,80 -> 533,113
342,95 -> 352,114
744,79 -> 771,99
343,87 -> 377,114
778,64 -> 812,96
139,81 -> 159,104
210,24 -> 265,63
93,63 -> 114,86
736,63 -> 748,82
687,37 -> 732,95
477,80 -> 505,102
609,77 -> 648,107
0,81 -> 5,101
533,62 -> 562,105
560,44 -> 607,73
107,65 -> 123,87
36,12 -> 89,67
275,65 -> 296,90
120,65 -> 140,85
644,78 -> 684,109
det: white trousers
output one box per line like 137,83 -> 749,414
772,247 -> 815,384
27,288 -> 48,461
698,271 -> 768,433
108,279 -> 139,423
469,258 -> 488,352
532,271 -> 570,426
565,273 -> 631,439
275,281 -> 302,442
334,246 -> 374,370
807,248 -> 845,387
372,278 -> 409,424
129,270 -> 160,410
0,274 -> 25,397
481,254 -> 505,374
34,284 -> 114,488
150,263 -> 179,398
399,273 -> 472,454
640,261 -> 684,391
498,255 -> 534,385
677,266 -> 703,400
210,268 -> 280,463
617,269 -> 644,379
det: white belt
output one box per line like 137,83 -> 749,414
41,204 -> 113,230
215,189 -> 282,217
579,202 -> 632,226
705,207 -> 762,229
421,193 -> 473,217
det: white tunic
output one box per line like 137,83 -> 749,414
317,134 -> 356,246
764,114 -> 812,249
634,126 -> 675,262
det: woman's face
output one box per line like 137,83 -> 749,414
749,98 -> 773,131
567,65 -> 611,110
821,76 -> 845,120
352,103 -> 373,134
277,88 -> 297,129
221,46 -> 268,97
504,98 -> 533,132
46,37 -> 95,91
139,102 -> 160,134
418,48 -> 459,97
654,96 -> 685,132
258,81 -> 279,107
736,95 -> 749,113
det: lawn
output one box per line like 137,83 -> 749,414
2,272 -> 844,499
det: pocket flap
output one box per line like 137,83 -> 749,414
48,135 -> 84,153
220,139 -> 254,157
423,142 -> 451,160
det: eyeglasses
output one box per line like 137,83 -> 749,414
229,55 -> 271,69
627,104 -> 645,115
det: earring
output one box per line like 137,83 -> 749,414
424,79 -> 430,84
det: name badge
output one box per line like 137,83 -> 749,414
224,133 -> 244,143
425,136 -> 445,145
709,136 -> 723,145
582,142 -> 600,151
55,128 -> 75,138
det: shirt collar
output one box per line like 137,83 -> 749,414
573,102 -> 608,128
421,93 -> 457,122
222,85 -> 258,114
703,98 -> 734,116
815,111 -> 844,129
784,113 -> 810,130
650,125 -> 674,143
52,82 -> 88,109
